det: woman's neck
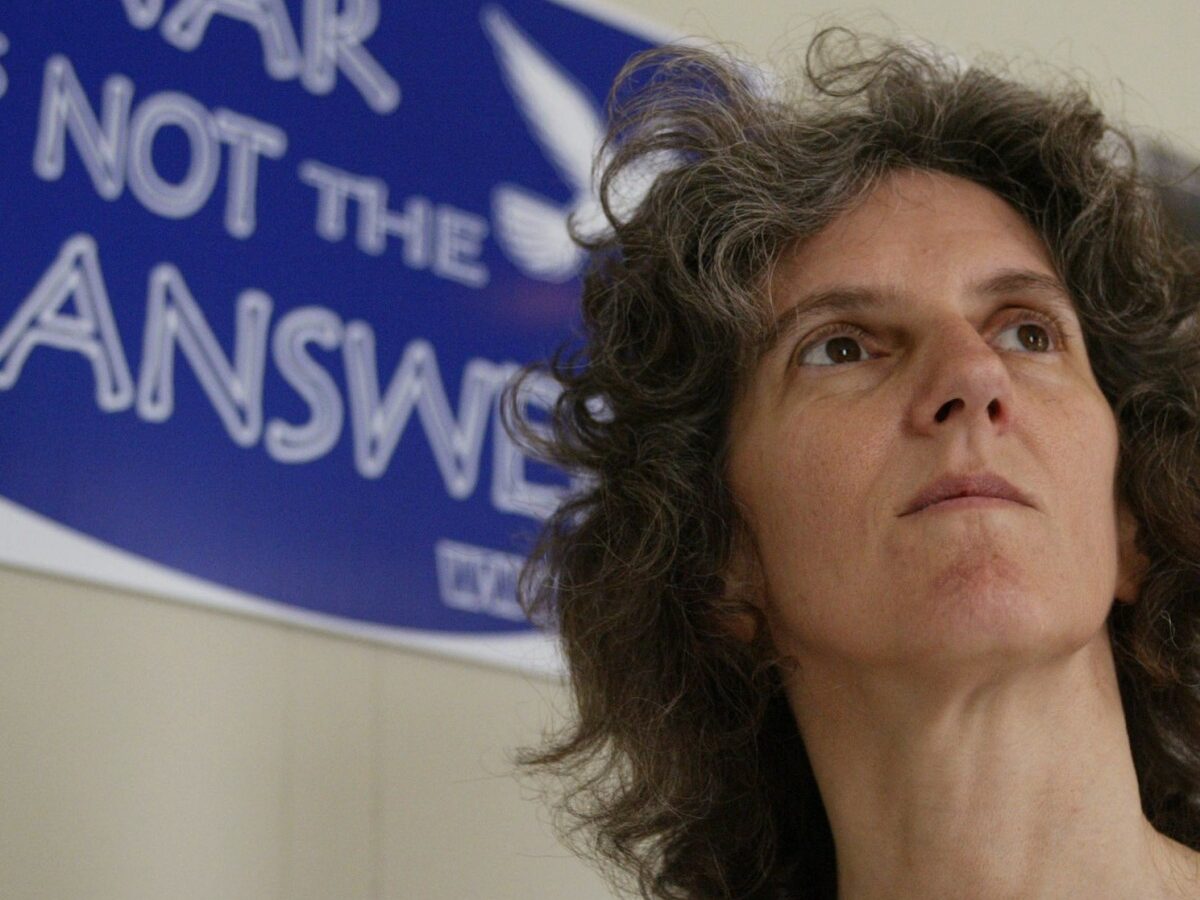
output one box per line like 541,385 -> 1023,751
782,629 -> 1200,900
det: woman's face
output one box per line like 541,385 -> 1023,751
727,170 -> 1137,675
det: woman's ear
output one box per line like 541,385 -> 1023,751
1115,502 -> 1148,604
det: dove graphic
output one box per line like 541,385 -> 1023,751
482,5 -> 660,283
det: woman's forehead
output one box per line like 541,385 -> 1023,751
768,170 -> 1063,316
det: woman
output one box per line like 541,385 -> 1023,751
511,28 -> 1200,899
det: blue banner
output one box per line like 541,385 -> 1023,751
0,0 -> 660,672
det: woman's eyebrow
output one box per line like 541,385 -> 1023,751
757,285 -> 886,360
970,268 -> 1075,307
756,267 -> 1073,360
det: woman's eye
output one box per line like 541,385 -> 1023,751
795,330 -> 871,367
793,313 -> 1065,368
995,316 -> 1061,353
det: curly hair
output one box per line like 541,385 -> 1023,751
510,28 -> 1200,900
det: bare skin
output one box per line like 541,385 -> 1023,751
782,627 -> 1200,899
727,170 -> 1200,898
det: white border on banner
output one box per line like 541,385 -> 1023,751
547,0 -> 682,45
0,496 -> 564,678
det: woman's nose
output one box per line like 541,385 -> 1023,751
907,319 -> 1014,438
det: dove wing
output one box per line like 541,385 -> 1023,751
481,5 -> 604,194
492,183 -> 584,283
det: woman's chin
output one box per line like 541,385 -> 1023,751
783,579 -> 1112,682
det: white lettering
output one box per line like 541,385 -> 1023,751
492,369 -> 570,519
343,326 -> 504,491
33,57 -> 287,237
434,539 -> 526,622
154,0 -> 399,112
296,159 -> 356,241
301,0 -> 399,113
433,206 -> 489,288
33,55 -> 133,199
265,306 -> 344,463
127,91 -> 220,218
136,264 -> 271,446
0,234 -> 134,411
0,32 -> 9,100
368,193 -> 433,266
212,108 -> 287,238
3,238 -> 571,510
121,0 -> 166,29
160,0 -> 302,80
297,159 -> 431,265
297,161 -> 488,287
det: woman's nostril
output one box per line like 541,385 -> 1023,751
935,398 -> 962,423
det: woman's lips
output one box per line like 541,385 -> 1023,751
901,472 -> 1035,516
911,494 -> 1025,513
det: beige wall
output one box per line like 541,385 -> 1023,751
5,3 -> 1200,899
0,565 -> 600,900
628,0 -> 1200,151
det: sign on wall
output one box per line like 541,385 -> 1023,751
0,1 -> 662,674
